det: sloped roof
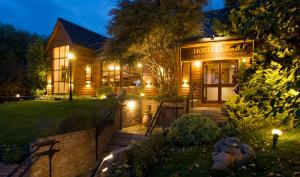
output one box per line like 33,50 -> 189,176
58,18 -> 107,50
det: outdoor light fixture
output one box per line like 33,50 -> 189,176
242,58 -> 246,63
272,129 -> 282,149
194,60 -> 201,67
103,154 -> 114,161
102,167 -> 108,172
146,80 -> 152,88
140,92 -> 145,97
137,63 -> 143,68
86,81 -> 91,87
182,79 -> 189,88
16,94 -> 20,98
67,52 -> 75,102
127,100 -> 136,110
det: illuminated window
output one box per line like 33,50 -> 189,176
86,64 -> 92,81
53,45 -> 69,94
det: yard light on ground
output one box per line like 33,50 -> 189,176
103,154 -> 113,161
16,94 -> 20,98
272,129 -> 282,149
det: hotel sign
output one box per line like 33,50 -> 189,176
180,41 -> 253,61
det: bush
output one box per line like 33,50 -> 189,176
0,143 -> 24,163
59,110 -> 93,133
225,62 -> 291,133
96,85 -> 113,99
108,133 -> 169,177
168,114 -> 221,146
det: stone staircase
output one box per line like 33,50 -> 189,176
105,131 -> 148,153
190,107 -> 226,122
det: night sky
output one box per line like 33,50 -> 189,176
0,0 -> 224,37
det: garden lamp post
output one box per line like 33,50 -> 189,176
272,129 -> 282,149
67,53 -> 75,102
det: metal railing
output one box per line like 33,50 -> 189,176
95,97 -> 125,161
91,97 -> 125,177
8,140 -> 59,177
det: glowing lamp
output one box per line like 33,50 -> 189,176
67,53 -> 75,60
127,100 -> 136,110
242,58 -> 246,63
140,93 -> 145,97
102,167 -> 108,172
194,60 -> 201,67
16,94 -> 20,98
137,63 -> 143,68
103,154 -> 113,161
272,129 -> 282,149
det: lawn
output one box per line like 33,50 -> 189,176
148,128 -> 300,177
0,99 -> 116,161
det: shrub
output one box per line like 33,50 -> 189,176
168,114 -> 221,146
225,62 -> 292,133
0,143 -> 24,163
96,85 -> 113,99
108,133 -> 169,177
59,110 -> 93,133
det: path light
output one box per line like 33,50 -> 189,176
103,154 -> 113,161
272,129 -> 282,149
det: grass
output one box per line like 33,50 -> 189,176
0,99 -> 116,148
148,127 -> 300,177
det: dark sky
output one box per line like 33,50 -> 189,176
0,0 -> 224,37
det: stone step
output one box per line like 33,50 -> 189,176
113,132 -> 148,141
110,137 -> 140,147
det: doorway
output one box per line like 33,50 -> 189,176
203,60 -> 238,103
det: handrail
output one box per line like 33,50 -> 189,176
91,97 -> 125,177
8,140 -> 59,177
145,101 -> 164,136
95,97 -> 125,161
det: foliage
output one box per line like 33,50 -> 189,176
112,133 -> 170,177
148,128 -> 300,177
108,162 -> 131,177
168,114 -> 221,145
26,38 -> 49,95
105,0 -> 207,97
96,85 -> 113,99
0,99 -> 116,163
0,23 -> 44,95
226,62 -> 293,132
0,143 -> 24,163
213,0 -> 300,128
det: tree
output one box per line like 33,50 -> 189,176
214,0 -> 300,128
26,38 -> 49,95
0,23 -> 33,95
104,0 -> 207,98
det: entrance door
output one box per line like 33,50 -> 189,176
203,60 -> 238,103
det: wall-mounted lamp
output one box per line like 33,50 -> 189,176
146,80 -> 152,88
194,60 -> 201,67
137,63 -> 143,68
127,100 -> 136,110
182,79 -> 189,88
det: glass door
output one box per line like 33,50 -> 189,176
203,60 -> 237,102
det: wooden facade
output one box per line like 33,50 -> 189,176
47,19 -> 253,105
